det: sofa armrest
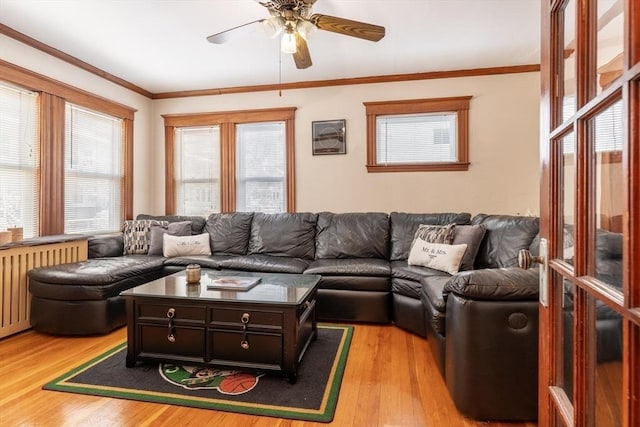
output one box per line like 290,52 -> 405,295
88,232 -> 124,258
443,267 -> 539,300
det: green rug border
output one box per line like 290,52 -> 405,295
43,324 -> 353,423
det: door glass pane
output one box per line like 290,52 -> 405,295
592,295 -> 623,426
591,100 -> 623,292
559,273 -> 575,402
561,132 -> 576,263
562,0 -> 577,122
596,0 -> 624,94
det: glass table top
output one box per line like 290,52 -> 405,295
120,269 -> 321,306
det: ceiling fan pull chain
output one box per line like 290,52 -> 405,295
279,43 -> 283,97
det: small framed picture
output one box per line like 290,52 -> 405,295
312,119 -> 346,155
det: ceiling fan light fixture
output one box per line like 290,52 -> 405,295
296,20 -> 315,40
281,28 -> 297,54
262,16 -> 283,38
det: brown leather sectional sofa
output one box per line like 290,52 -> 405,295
28,211 -> 541,421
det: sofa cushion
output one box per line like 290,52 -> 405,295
136,214 -> 206,235
248,212 -> 318,259
452,224 -> 487,271
122,219 -> 168,255
471,214 -> 540,269
148,221 -> 192,255
315,212 -> 389,259
162,255 -> 230,270
305,258 -> 391,276
392,278 -> 423,299
215,254 -> 310,274
204,212 -> 253,255
391,260 -> 450,282
28,256 -> 166,300
389,212 -> 471,261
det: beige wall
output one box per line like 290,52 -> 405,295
153,72 -> 541,216
0,34 -> 156,215
1,33 -> 540,218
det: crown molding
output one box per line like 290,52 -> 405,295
1,23 -> 540,101
0,23 -> 153,98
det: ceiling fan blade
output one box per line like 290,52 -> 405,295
293,33 -> 312,69
310,14 -> 385,42
206,19 -> 265,44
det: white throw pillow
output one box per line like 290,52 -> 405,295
408,238 -> 468,274
163,233 -> 211,257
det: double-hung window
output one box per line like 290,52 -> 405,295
64,104 -> 124,234
164,107 -> 295,215
364,96 -> 471,172
0,82 -> 40,238
236,122 -> 286,213
174,126 -> 221,215
1,61 -> 134,238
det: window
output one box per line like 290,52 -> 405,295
1,61 -> 134,237
0,81 -> 40,238
236,122 -> 286,213
64,104 -> 124,234
364,96 -> 471,172
174,126 -> 221,215
163,107 -> 296,214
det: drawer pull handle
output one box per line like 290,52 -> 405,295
167,308 -> 176,342
241,320 -> 250,350
241,313 -> 250,323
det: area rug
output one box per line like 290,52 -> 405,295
44,325 -> 352,423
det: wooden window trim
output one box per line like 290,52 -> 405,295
0,59 -> 136,234
363,96 -> 471,173
162,107 -> 297,214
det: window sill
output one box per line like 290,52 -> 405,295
366,162 -> 470,173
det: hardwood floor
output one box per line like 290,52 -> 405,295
0,324 -> 537,426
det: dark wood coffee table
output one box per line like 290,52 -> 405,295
120,269 -> 320,383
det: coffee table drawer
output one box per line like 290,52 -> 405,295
139,324 -> 205,357
210,307 -> 283,329
138,303 -> 205,324
209,330 -> 282,366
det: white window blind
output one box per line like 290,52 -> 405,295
174,126 -> 220,216
376,113 -> 458,164
562,99 -> 622,153
594,99 -> 622,152
64,104 -> 123,234
0,82 -> 40,239
236,122 -> 286,213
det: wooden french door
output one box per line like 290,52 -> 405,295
540,0 -> 640,426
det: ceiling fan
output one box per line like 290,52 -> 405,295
206,0 -> 385,69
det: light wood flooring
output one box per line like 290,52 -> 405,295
0,324 -> 537,426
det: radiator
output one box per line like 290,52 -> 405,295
0,239 -> 88,338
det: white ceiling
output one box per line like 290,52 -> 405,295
0,0 -> 541,94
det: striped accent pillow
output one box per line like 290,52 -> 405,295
123,220 -> 169,255
412,223 -> 456,247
